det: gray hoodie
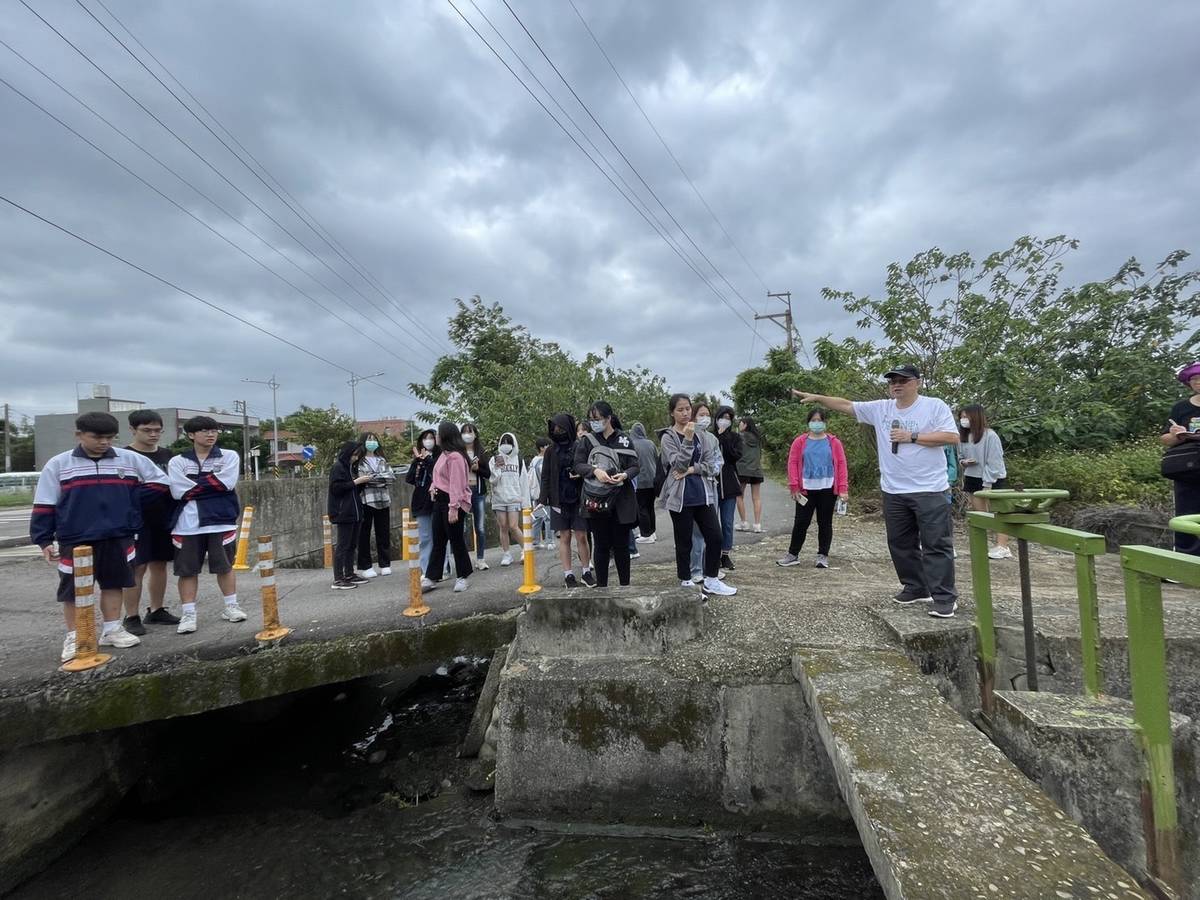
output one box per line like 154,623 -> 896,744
629,423 -> 660,491
658,426 -> 721,513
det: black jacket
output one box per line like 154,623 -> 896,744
573,428 -> 640,524
539,413 -> 580,508
717,429 -> 744,499
327,441 -> 363,524
405,448 -> 439,516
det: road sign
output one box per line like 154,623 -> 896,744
303,462 -> 315,472
302,446 -> 316,460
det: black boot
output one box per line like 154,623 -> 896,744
720,553 -> 735,571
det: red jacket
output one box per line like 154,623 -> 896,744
787,433 -> 849,496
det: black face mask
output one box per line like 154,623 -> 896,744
552,430 -> 570,444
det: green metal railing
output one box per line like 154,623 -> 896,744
967,489 -> 1106,717
1118,513 -> 1200,896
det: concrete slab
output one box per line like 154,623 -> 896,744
793,648 -> 1148,900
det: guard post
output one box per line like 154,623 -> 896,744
232,505 -> 255,571
322,514 -> 333,568
402,513 -> 430,618
255,535 -> 290,644
61,545 -> 113,673
518,507 -> 541,595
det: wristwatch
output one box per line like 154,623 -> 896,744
910,433 -> 919,443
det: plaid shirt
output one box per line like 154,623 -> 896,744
357,456 -> 395,508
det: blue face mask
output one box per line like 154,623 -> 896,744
365,440 -> 379,451
808,421 -> 826,434
590,420 -> 605,433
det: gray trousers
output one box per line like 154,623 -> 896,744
883,491 -> 956,605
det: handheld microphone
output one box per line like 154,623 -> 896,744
890,419 -> 900,455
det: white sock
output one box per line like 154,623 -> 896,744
101,619 -> 120,635
223,593 -> 238,607
182,602 -> 197,615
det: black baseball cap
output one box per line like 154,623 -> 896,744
883,364 -> 922,380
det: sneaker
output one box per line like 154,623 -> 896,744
928,602 -> 959,619
177,611 -> 197,634
735,521 -> 748,532
630,551 -> 641,560
815,554 -> 830,569
893,592 -> 933,605
145,607 -> 180,625
953,548 -> 959,559
221,604 -> 248,623
776,553 -> 800,567
635,534 -> 657,544
378,567 -> 392,576
581,569 -> 597,588
355,569 -> 378,579
987,546 -> 1013,560
680,579 -> 697,588
453,577 -> 469,593
476,559 -> 489,571
718,569 -> 727,580
703,577 -> 737,596
61,632 -> 76,662
720,553 -> 736,571
500,552 -> 513,567
331,579 -> 355,590
123,614 -> 147,636
420,577 -> 436,591
564,573 -> 579,588
100,626 -> 141,649
752,524 -> 762,533
690,570 -> 703,583
349,574 -> 370,584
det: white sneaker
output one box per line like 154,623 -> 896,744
752,523 -> 762,533
100,625 -> 141,649
177,611 -> 197,634
703,577 -> 738,596
500,552 -> 513,567
453,577 -> 469,592
221,604 -> 248,623
378,567 -> 392,576
735,520 -> 748,532
988,546 -> 1014,560
476,559 -> 489,571
635,534 -> 657,544
630,551 -> 640,560
420,576 -> 436,592
61,632 -> 76,662
680,579 -> 696,588
355,569 -> 378,579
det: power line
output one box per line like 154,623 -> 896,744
445,0 -> 755,334
500,0 -> 759,320
0,193 -> 415,401
0,72 -> 430,380
78,0 -> 454,355
18,0 -> 442,365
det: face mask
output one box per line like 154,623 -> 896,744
499,443 -> 513,455
364,440 -> 379,452
717,418 -> 731,432
959,418 -> 970,429
422,438 -> 435,451
463,433 -> 475,445
695,416 -> 711,430
808,421 -> 826,434
589,420 -> 605,433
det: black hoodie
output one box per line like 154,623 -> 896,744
327,440 -> 364,523
538,413 -> 579,507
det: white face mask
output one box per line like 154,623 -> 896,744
695,416 -> 711,430
959,418 -> 970,429
463,433 -> 475,445
422,438 -> 435,450
717,418 -> 731,432
499,443 -> 513,455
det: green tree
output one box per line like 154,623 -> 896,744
283,405 -> 357,468
4,415 -> 35,471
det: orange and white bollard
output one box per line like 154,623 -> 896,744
518,507 -> 541,595
401,508 -> 411,562
402,514 -> 430,617
255,535 -> 291,644
322,515 -> 333,568
232,505 -> 255,570
61,544 -> 112,672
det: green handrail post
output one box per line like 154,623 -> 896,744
1074,553 -> 1102,696
967,513 -> 996,717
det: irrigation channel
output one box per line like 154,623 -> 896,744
12,657 -> 883,899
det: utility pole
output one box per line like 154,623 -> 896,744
233,400 -> 250,477
756,291 -> 796,356
243,375 -> 280,471
3,403 -> 10,473
347,372 -> 384,424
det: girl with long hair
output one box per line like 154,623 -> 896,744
425,422 -> 473,592
735,416 -> 765,532
354,432 -> 395,578
957,404 -> 1011,559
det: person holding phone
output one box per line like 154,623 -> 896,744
778,409 -> 848,569
957,404 -> 1011,560
1163,361 -> 1200,556
573,401 -> 639,587
460,423 -> 491,570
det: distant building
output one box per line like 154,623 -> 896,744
356,417 -> 411,440
260,430 -> 307,468
34,385 -> 259,468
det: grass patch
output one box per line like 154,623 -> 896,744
0,491 -> 33,508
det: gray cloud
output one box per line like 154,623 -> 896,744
2,0 -> 1197,426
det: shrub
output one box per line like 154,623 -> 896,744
1006,438 -> 1171,507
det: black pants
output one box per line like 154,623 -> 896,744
669,504 -> 721,581
789,488 -> 836,556
334,522 -> 361,581
357,504 -> 391,569
883,491 -> 956,606
1174,479 -> 1200,556
635,488 -> 657,537
588,516 -> 632,586
426,497 -> 473,581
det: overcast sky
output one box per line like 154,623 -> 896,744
2,0 -> 1198,426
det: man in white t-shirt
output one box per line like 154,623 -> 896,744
793,364 -> 961,617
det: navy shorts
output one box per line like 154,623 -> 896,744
55,537 -> 136,603
964,476 -> 1009,494
173,531 -> 237,577
550,502 -> 586,533
134,526 -> 175,565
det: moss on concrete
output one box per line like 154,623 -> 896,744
561,680 -> 709,754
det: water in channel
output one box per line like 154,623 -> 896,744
15,659 -> 883,899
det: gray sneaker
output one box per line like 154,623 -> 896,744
815,554 -> 829,569
928,601 -> 959,618
776,553 -> 800,567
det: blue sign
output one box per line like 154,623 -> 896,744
302,445 -> 316,460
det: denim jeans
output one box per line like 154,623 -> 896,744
469,488 -> 487,560
719,496 -> 738,552
416,512 -> 433,574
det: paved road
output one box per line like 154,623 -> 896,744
0,505 -> 32,541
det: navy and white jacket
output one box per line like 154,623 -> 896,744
31,446 -> 171,548
167,447 -> 241,533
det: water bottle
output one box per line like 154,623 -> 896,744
835,497 -> 848,516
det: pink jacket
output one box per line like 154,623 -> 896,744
431,451 -> 471,513
787,433 -> 849,496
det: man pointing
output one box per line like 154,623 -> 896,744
792,364 -> 961,617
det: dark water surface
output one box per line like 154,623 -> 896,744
14,661 -> 883,900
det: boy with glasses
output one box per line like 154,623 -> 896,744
121,410 -> 180,634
